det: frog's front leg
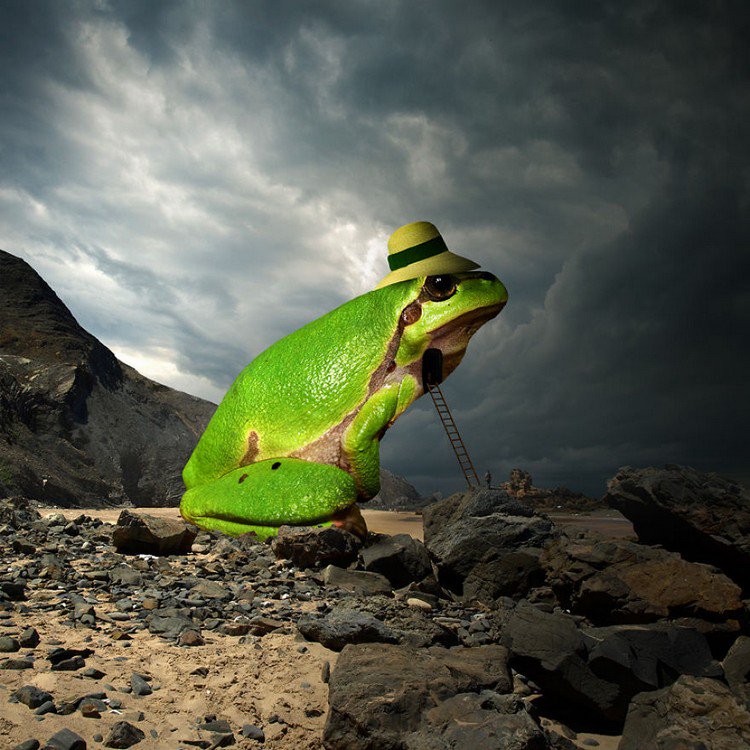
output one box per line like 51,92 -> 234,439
342,383 -> 401,500
180,457 -> 358,539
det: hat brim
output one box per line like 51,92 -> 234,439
374,251 -> 480,289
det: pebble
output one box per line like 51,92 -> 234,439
104,720 -> 145,748
178,630 -> 204,647
0,635 -> 21,652
34,700 -> 57,715
1,657 -> 34,669
12,740 -> 40,750
406,598 -> 432,611
43,728 -> 86,750
14,685 -> 53,708
241,724 -> 265,741
19,627 -> 40,648
130,673 -> 152,696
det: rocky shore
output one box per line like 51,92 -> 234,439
1,464 -> 749,749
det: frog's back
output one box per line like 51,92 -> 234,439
184,282 -> 417,487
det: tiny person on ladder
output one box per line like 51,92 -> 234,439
484,470 -> 492,488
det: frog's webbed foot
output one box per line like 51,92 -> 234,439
180,457 -> 360,540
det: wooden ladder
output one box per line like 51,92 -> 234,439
427,381 -> 480,489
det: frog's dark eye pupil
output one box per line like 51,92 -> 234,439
424,275 -> 457,300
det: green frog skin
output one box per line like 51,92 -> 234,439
180,271 -> 508,539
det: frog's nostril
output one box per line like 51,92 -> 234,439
476,271 -> 497,282
272,462 -> 281,470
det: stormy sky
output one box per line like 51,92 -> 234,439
1,1 -> 748,498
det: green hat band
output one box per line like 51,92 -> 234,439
387,234 -> 449,271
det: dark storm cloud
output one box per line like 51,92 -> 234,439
1,0 -> 747,495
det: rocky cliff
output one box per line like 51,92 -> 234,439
0,249 -> 216,506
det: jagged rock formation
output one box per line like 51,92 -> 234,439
0,249 -> 216,506
365,468 -> 433,511
500,468 -> 605,512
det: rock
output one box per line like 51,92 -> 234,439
82,667 -> 106,679
109,566 -> 142,586
178,630 -> 204,647
323,642 -> 512,749
199,719 -> 232,733
542,533 -> 744,625
500,468 -> 604,513
112,510 -> 197,555
13,740 -> 41,750
0,635 -> 20,652
360,534 -> 432,588
240,724 -> 265,741
322,565 -> 393,595
0,579 -> 27,600
14,685 -> 53,708
723,635 -> 750,708
130,673 -> 152,696
19,627 -> 40,648
104,721 -> 145,748
366,468 -> 433,511
145,612 -> 197,638
407,691 -> 549,749
42,728 -> 86,750
51,655 -> 86,671
297,607 -> 399,651
407,598 -> 432,611
271,525 -> 361,569
501,600 -> 721,723
604,465 -> 750,590
47,648 -> 93,666
619,675 -> 750,750
79,698 -> 105,718
190,579 -> 231,600
1,657 -> 34,669
424,488 -> 557,604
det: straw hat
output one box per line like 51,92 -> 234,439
374,221 -> 480,289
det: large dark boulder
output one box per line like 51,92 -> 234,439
619,675 -> 750,750
542,532 -> 744,625
423,488 -> 558,604
360,534 -> 433,588
112,510 -> 197,555
0,249 -> 216,505
501,600 -> 721,723
323,642 -> 513,749
604,465 -> 750,591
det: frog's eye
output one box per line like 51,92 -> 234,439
424,275 -> 457,301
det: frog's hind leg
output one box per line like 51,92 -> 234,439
180,457 -> 358,539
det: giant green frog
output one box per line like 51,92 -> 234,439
180,271 -> 507,539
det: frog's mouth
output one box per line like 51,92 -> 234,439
426,301 -> 506,377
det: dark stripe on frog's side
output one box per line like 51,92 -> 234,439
240,430 -> 260,466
